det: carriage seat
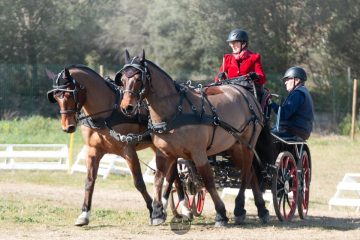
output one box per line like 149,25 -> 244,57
271,132 -> 306,144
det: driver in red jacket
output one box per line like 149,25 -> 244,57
216,29 -> 274,186
215,28 -> 266,96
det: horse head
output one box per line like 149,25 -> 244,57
47,68 -> 86,133
117,49 -> 150,116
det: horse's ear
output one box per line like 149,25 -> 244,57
45,69 -> 57,80
64,68 -> 71,78
125,49 -> 131,64
139,49 -> 145,63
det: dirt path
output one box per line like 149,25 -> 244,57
0,182 -> 359,240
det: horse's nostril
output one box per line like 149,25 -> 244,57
126,105 -> 134,113
64,125 -> 76,133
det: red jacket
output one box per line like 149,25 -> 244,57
215,49 -> 266,85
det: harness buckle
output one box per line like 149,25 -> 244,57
126,135 -> 132,142
213,116 -> 220,126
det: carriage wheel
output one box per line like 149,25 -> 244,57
297,150 -> 311,219
190,188 -> 206,217
169,188 -> 190,217
272,151 -> 298,222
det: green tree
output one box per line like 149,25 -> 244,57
0,0 -> 102,64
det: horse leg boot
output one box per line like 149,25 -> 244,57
75,153 -> 101,226
250,167 -> 270,224
196,163 -> 229,227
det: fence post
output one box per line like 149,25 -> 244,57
68,133 -> 74,174
351,79 -> 358,140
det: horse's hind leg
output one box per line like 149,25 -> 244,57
162,161 -> 191,220
194,153 -> 228,227
151,154 -> 190,225
75,146 -> 102,226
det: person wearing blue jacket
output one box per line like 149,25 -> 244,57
271,66 -> 314,140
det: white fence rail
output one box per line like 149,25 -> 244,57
70,146 -> 131,179
328,173 -> 360,212
0,144 -> 69,170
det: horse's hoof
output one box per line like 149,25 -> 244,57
234,213 -> 246,225
150,218 -> 166,226
74,211 -> 90,226
214,220 -> 228,227
182,210 -> 193,221
259,211 -> 270,224
180,214 -> 192,222
74,217 -> 89,226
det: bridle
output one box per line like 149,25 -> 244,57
47,68 -> 121,122
115,57 -> 151,103
47,70 -> 86,116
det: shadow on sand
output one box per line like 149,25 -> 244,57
190,214 -> 360,231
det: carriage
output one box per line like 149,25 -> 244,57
48,50 -> 313,226
117,50 -> 314,225
168,109 -> 312,222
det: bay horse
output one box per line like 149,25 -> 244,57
118,50 -> 270,226
46,65 -> 190,226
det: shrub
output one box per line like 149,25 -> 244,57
338,114 -> 360,135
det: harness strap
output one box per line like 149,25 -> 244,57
109,128 -> 152,144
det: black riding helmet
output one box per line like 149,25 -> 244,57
282,66 -> 307,82
226,29 -> 248,43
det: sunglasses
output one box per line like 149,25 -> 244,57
283,77 -> 295,83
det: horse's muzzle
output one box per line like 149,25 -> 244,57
121,104 -> 137,116
63,125 -> 76,133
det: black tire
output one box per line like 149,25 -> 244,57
169,188 -> 189,218
272,151 -> 298,221
190,188 -> 206,217
297,150 -> 311,219
169,159 -> 205,217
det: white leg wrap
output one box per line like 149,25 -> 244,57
79,211 -> 91,219
179,199 -> 191,216
162,197 -> 168,210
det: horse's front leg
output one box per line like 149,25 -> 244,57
150,153 -> 179,225
123,146 -> 153,219
194,152 -> 229,227
75,146 -> 102,226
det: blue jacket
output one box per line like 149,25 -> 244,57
272,85 -> 314,139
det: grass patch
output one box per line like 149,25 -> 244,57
0,117 -> 360,233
